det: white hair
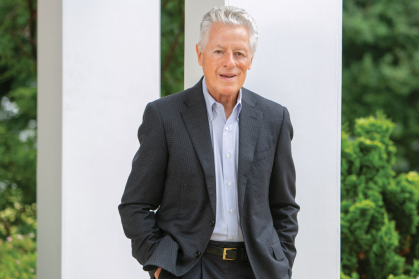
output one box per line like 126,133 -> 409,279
197,6 -> 259,57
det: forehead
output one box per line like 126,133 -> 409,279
207,23 -> 250,48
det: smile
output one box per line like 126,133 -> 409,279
219,74 -> 237,79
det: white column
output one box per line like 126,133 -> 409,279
185,1 -> 342,278
37,0 -> 160,278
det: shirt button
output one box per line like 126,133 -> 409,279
230,236 -> 234,240
230,209 -> 233,213
225,127 -> 229,131
210,116 -> 213,120
217,104 -> 220,108
227,181 -> 232,186
195,251 -> 201,258
209,220 -> 215,227
226,153 -> 230,158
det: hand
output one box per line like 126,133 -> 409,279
154,267 -> 162,279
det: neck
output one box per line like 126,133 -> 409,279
205,80 -> 239,111
208,90 -> 239,110
206,85 -> 239,121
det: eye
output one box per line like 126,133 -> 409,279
215,50 -> 222,54
236,52 -> 243,56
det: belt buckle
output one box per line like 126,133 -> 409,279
222,247 -> 237,260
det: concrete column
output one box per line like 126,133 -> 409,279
37,0 -> 160,278
185,1 -> 342,278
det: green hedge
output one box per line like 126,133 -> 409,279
341,112 -> 419,279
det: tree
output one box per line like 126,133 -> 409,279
342,0 -> 419,173
161,0 -> 185,97
341,112 -> 419,279
0,0 -> 37,238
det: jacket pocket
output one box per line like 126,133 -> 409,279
271,240 -> 285,261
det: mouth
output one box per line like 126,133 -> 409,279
219,74 -> 237,80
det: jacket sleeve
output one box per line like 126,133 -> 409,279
118,101 -> 168,271
269,106 -> 300,276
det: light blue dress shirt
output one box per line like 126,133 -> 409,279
202,76 -> 244,242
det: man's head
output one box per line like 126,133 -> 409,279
196,6 -> 258,99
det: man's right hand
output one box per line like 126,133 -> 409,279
154,267 -> 162,279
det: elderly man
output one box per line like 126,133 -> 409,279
118,6 -> 299,279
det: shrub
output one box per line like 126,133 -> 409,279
0,233 -> 36,279
341,112 -> 419,279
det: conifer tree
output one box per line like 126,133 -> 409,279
341,113 -> 419,279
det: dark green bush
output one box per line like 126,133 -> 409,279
341,112 -> 419,279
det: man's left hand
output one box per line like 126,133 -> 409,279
154,267 -> 162,279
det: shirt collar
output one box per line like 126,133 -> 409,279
202,76 -> 242,121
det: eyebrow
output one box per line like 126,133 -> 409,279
215,45 -> 248,52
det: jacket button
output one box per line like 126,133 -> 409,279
195,251 -> 201,258
209,220 -> 215,227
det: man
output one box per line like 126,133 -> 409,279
118,6 -> 299,279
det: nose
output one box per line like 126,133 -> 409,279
223,50 -> 235,68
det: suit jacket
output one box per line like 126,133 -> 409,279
118,77 -> 300,279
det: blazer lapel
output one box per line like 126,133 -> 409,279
237,88 -> 263,215
181,78 -> 217,218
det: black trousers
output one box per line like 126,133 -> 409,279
150,240 -> 256,279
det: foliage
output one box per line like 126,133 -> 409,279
161,0 -> 184,97
0,233 -> 36,279
0,0 -> 37,84
342,0 -> 419,172
341,113 -> 419,279
0,0 -> 37,239
0,186 -> 36,239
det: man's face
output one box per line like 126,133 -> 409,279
196,23 -> 253,98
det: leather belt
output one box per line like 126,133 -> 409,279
204,245 -> 249,261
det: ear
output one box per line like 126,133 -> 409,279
196,44 -> 203,66
248,55 -> 254,70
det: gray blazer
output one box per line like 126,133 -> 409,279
118,77 -> 299,279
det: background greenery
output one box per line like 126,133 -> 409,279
0,0 -> 418,278
342,0 -> 419,173
341,113 -> 419,279
0,0 -> 38,275
161,0 -> 185,97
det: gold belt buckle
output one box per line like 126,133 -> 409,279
222,247 -> 237,260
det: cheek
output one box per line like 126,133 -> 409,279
202,60 -> 218,73
238,65 -> 249,75
202,62 -> 215,75
240,59 -> 251,68
212,60 -> 222,71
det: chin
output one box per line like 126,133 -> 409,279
217,86 -> 239,96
